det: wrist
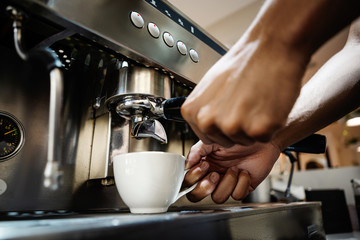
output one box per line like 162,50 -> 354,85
244,0 -> 357,62
248,1 -> 317,56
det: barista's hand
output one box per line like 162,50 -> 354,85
181,36 -> 307,147
183,140 -> 281,203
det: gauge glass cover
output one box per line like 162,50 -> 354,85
0,112 -> 24,160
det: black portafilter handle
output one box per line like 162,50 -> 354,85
284,134 -> 326,154
162,96 -> 187,121
162,97 -> 326,154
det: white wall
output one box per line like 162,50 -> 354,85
291,166 -> 360,205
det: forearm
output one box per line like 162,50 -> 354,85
273,43 -> 360,151
182,0 -> 360,147
245,0 -> 360,55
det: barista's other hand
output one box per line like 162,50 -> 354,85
183,140 -> 281,203
181,33 -> 307,147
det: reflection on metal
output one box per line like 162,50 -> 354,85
0,202 -> 326,240
115,97 -> 167,144
105,63 -> 171,108
43,68 -> 64,190
133,118 -> 167,143
89,113 -> 111,180
105,62 -> 171,144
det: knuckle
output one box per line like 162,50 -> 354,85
180,103 -> 192,119
221,120 -> 239,137
246,117 -> 283,141
196,113 -> 215,133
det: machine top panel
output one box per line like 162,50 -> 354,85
144,0 -> 227,55
4,0 -> 227,85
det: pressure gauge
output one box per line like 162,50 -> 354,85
0,111 -> 25,161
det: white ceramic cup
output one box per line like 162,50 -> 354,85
113,151 -> 197,214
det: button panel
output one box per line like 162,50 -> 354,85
129,11 -> 199,63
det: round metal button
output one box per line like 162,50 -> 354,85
147,22 -> 160,38
177,41 -> 187,55
163,32 -> 174,47
130,11 -> 144,28
189,49 -> 199,63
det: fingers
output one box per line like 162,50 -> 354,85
196,105 -> 255,147
232,170 -> 251,200
185,141 -> 214,169
212,167 -> 239,203
186,172 -> 220,202
181,87 -> 285,147
183,161 -> 209,187
186,167 -> 252,203
182,99 -> 236,148
182,103 -> 257,147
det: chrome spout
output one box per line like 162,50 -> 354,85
132,116 -> 167,144
115,97 -> 168,144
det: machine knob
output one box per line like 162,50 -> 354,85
130,11 -> 144,28
163,32 -> 174,47
147,22 -> 160,38
177,41 -> 187,55
189,49 -> 199,63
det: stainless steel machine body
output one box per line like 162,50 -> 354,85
0,0 -> 224,211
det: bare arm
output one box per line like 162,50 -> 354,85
273,18 -> 360,151
184,18 -> 360,203
181,0 -> 360,147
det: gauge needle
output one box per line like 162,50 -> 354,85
4,129 -> 16,135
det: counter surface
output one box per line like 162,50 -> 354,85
0,202 -> 325,240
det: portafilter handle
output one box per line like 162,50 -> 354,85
162,96 -> 187,121
284,134 -> 326,154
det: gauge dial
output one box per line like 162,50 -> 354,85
0,112 -> 25,161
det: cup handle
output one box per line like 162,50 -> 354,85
172,169 -> 198,203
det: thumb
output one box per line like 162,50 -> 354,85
186,141 -> 214,169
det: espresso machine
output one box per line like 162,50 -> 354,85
0,0 -> 214,211
0,1 -> 327,239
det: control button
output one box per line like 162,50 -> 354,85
177,41 -> 187,55
189,49 -> 199,63
163,32 -> 174,47
130,11 -> 144,28
147,23 -> 160,38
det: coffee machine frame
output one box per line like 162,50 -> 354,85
0,0 -> 227,212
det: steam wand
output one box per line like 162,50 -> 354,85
8,6 -> 64,190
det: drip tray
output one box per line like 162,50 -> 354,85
0,202 -> 325,240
